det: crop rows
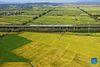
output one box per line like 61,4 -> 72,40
0,7 -> 50,25
81,7 -> 100,15
0,6 -> 100,25
0,32 -> 99,67
29,7 -> 99,25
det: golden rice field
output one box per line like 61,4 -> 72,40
1,32 -> 100,67
0,32 -> 18,36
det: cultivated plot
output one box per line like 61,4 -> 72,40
0,32 -> 99,67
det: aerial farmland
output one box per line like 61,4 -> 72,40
0,2 -> 100,67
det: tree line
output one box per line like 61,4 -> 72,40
22,8 -> 56,25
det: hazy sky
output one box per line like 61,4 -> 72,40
0,0 -> 80,3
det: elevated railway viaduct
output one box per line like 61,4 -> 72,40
0,24 -> 100,32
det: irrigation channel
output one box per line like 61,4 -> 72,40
0,24 -> 100,32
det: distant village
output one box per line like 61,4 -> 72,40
0,12 -> 24,16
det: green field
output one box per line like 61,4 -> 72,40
0,34 -> 31,62
29,15 -> 97,24
81,7 -> 100,15
0,7 -> 48,25
0,32 -> 100,67
0,6 -> 100,25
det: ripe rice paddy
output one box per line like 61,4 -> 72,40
0,32 -> 100,67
